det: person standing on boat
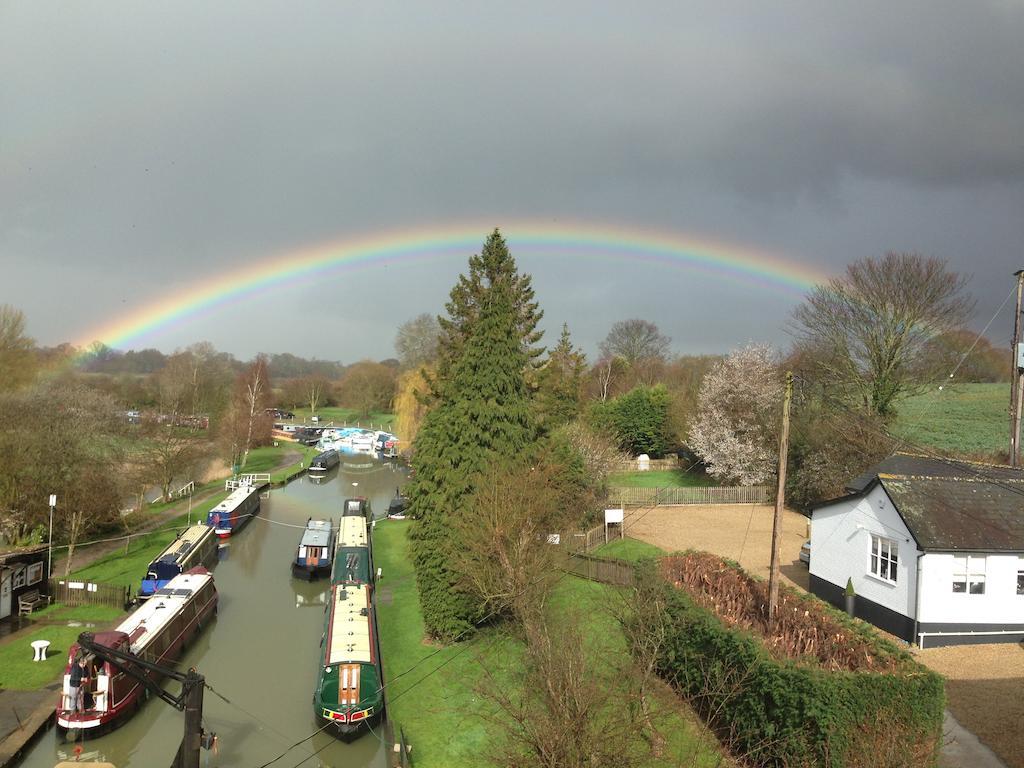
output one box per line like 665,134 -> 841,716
69,656 -> 89,713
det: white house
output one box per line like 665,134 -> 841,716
809,453 -> 1024,648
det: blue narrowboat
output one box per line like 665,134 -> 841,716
139,524 -> 218,599
292,518 -> 336,581
206,485 -> 261,539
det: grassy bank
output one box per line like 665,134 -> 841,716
373,521 -> 725,767
893,382 -> 1007,457
608,469 -> 714,488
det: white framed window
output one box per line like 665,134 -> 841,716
952,555 -> 986,594
26,562 -> 43,586
869,535 -> 898,583
11,565 -> 26,590
1017,558 -> 1023,596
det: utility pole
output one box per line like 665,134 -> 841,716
174,669 -> 205,768
1011,270 -> 1024,467
768,371 -> 793,626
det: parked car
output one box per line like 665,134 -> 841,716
799,539 -> 811,567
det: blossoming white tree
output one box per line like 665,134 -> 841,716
688,344 -> 783,485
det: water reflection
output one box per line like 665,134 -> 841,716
16,458 -> 407,768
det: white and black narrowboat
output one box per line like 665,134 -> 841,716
292,518 -> 336,580
138,524 -> 218,599
206,484 -> 260,539
56,568 -> 217,737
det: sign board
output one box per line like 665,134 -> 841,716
48,494 -> 57,507
604,508 -> 624,524
1018,343 -> 1024,371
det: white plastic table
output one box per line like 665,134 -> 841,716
30,639 -> 50,661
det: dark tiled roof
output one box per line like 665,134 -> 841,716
880,476 -> 1024,552
840,453 -> 1024,552
845,453 -> 1024,493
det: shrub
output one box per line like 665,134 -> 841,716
640,555 -> 943,767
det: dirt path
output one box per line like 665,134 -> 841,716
51,449 -> 302,577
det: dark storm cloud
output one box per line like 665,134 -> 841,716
1,0 -> 1022,359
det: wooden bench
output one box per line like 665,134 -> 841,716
18,589 -> 50,616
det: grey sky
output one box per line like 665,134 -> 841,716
2,1 -> 1022,362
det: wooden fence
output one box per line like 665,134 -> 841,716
50,578 -> 130,609
607,485 -> 773,507
563,552 -> 636,587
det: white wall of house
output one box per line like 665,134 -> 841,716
810,484 -> 922,619
919,552 -> 1024,624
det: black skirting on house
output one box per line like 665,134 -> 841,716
808,573 -> 916,642
917,622 -> 1024,649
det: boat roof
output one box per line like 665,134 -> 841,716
154,524 -> 214,564
115,570 -> 213,654
300,519 -> 334,548
338,516 -> 367,548
328,584 -> 372,664
210,486 -> 257,513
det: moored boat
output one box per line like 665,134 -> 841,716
308,449 -> 340,474
342,497 -> 371,520
206,485 -> 260,539
138,524 -> 218,599
56,568 -> 217,737
292,518 -> 336,581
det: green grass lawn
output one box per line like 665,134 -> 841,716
0,605 -> 126,690
288,407 -> 395,430
608,469 -> 714,488
893,382 -> 1007,457
591,537 -> 666,562
71,492 -> 232,587
373,521 -> 725,768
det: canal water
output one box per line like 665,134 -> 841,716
17,457 -> 409,768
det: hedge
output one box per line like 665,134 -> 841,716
644,558 -> 944,768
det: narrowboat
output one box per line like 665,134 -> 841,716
342,497 -> 372,520
138,524 -> 217,599
314,511 -> 381,735
308,449 -> 340,475
292,518 -> 336,581
206,485 -> 260,539
56,568 -> 217,737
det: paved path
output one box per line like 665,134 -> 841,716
940,709 -> 1009,768
0,690 -> 55,768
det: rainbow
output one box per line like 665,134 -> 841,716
73,220 -> 830,354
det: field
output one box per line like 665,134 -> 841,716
893,383 -> 1007,457
287,406 -> 395,430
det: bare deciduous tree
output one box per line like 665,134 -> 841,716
790,252 -> 974,418
395,313 -> 441,370
0,305 -> 37,392
688,344 -> 783,485
599,319 -> 670,365
452,463 -> 573,626
476,609 -> 643,768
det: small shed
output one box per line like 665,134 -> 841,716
0,545 -> 49,622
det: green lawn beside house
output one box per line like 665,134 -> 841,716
373,520 -> 725,768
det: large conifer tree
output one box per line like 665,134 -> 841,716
408,231 -> 539,641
